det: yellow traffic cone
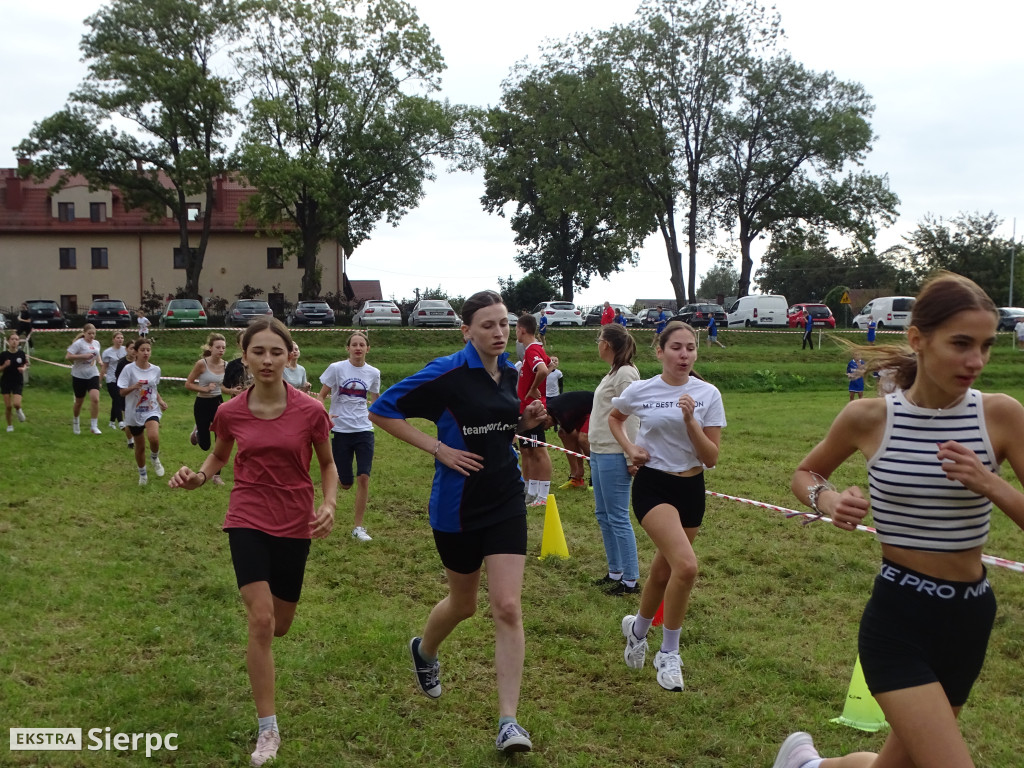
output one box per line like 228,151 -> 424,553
538,494 -> 570,560
830,655 -> 889,732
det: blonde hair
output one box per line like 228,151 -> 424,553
72,323 -> 97,342
201,332 -> 227,358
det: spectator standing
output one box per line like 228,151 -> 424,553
616,309 -> 628,327
516,314 -> 554,506
847,358 -> 866,401
601,301 -> 615,326
1015,317 -> 1024,350
867,319 -> 877,345
802,310 -> 814,350
707,315 -> 725,348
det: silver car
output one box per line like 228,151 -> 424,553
409,299 -> 460,328
353,300 -> 402,326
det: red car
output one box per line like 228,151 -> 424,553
787,303 -> 836,328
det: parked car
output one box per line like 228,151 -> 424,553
786,303 -> 836,329
226,299 -> 274,327
852,296 -> 916,330
86,299 -> 133,328
531,301 -> 583,327
997,307 -> 1024,331
23,299 -> 67,329
159,298 -> 208,328
584,304 -> 640,326
507,312 -> 518,328
640,307 -> 672,328
726,294 -> 789,327
286,300 -> 335,327
409,299 -> 460,328
676,303 -> 728,329
353,300 -> 402,327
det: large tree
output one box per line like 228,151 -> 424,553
17,0 -> 240,298
480,66 -> 658,301
233,0 -> 473,299
714,54 -> 900,296
595,0 -> 780,304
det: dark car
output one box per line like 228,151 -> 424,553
584,304 -> 640,327
640,307 -> 672,328
997,307 -> 1024,331
675,303 -> 728,329
24,299 -> 68,329
287,301 -> 336,327
87,299 -> 133,328
226,299 -> 274,327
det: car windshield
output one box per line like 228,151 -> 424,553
550,302 -> 575,310
27,301 -> 57,309
239,301 -> 266,309
368,302 -> 393,308
93,301 -> 124,309
698,305 -> 721,312
300,303 -> 328,310
808,306 -> 831,317
170,300 -> 202,310
420,301 -> 449,308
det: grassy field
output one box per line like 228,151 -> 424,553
2,326 -> 1024,767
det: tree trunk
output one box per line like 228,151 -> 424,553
737,217 -> 754,297
300,227 -> 322,300
657,209 -> 687,307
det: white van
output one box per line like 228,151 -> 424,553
852,296 -> 916,330
727,294 -> 789,327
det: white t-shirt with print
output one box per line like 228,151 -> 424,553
320,359 -> 381,433
102,346 -> 127,383
67,338 -> 101,379
611,374 -> 726,473
118,362 -> 163,427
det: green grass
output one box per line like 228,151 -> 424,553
3,328 -> 1024,766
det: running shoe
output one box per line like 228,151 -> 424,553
138,473 -> 148,486
622,615 -> 648,669
352,526 -> 372,542
772,732 -> 819,768
528,498 -> 547,508
73,423 -> 81,435
189,427 -> 198,446
17,408 -> 26,422
6,425 -> 13,432
118,421 -> 125,429
408,637 -> 441,699
152,458 -> 165,477
109,421 -> 117,429
250,729 -> 280,767
495,722 -> 532,752
90,426 -> 102,435
653,650 -> 684,692
557,477 -> 586,490
212,475 -> 225,486
127,439 -> 134,449
593,574 -> 621,587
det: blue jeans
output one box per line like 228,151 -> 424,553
590,452 -> 639,581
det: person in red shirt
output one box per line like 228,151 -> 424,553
516,314 -> 555,505
600,301 -> 616,325
168,317 -> 337,768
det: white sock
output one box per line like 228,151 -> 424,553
632,614 -> 653,638
73,417 -> 80,426
257,714 -> 278,735
623,579 -> 637,588
90,418 -> 98,429
608,572 -> 623,582
537,480 -> 550,499
527,479 -> 539,497
151,452 -> 160,461
138,467 -> 147,476
660,627 -> 681,654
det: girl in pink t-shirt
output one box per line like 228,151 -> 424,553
169,317 -> 336,768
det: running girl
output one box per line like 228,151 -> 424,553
609,320 -> 726,692
168,317 -> 336,767
773,272 -> 1024,768
1,332 -> 28,431
185,332 -> 236,486
317,331 -> 380,541
114,341 -> 137,448
66,323 -> 103,435
101,331 -> 127,429
369,290 -> 547,753
118,338 -> 167,485
283,342 -> 311,393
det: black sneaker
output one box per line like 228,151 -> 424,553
593,575 -> 621,587
606,581 -> 640,596
408,637 -> 441,699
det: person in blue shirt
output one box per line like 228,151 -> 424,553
846,358 -> 865,401
867,319 -> 877,344
537,314 -> 548,345
616,309 -> 628,327
369,289 -> 547,754
707,315 -> 725,348
653,306 -> 669,342
801,310 -> 814,350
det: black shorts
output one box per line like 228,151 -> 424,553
432,511 -> 528,575
858,559 -> 996,707
1,379 -> 22,396
519,424 -> 546,449
128,416 -> 161,436
72,376 -> 100,398
332,430 -> 375,485
632,466 -> 706,528
227,527 -> 312,603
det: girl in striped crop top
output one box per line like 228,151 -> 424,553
774,272 -> 1024,768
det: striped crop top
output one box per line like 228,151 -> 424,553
866,388 -> 997,551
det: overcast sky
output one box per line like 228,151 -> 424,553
3,0 -> 1022,307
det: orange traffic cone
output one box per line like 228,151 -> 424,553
538,494 -> 570,560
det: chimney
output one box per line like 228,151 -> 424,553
5,174 -> 23,211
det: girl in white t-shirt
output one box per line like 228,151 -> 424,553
66,323 -> 103,435
317,331 -> 381,541
609,321 -> 726,693
118,338 -> 168,485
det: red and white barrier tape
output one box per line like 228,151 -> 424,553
516,434 -> 589,460
26,355 -> 186,381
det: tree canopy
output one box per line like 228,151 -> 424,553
17,0 -> 241,298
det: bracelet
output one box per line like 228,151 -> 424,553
432,441 -> 442,457
805,481 -> 835,525
196,471 -> 208,486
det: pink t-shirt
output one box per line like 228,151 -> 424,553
213,383 -> 332,538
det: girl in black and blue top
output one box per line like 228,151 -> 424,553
369,290 -> 546,754
773,272 -> 1024,768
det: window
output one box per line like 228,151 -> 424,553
89,202 -> 107,222
61,295 -> 78,315
58,202 -> 75,222
173,247 -> 198,270
296,250 -> 306,269
59,247 -> 77,269
267,247 -> 284,269
186,203 -> 201,222
92,294 -> 109,301
91,247 -> 109,269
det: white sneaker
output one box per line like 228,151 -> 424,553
653,650 -> 684,692
772,732 -> 820,768
250,729 -> 280,767
138,473 -> 148,486
152,458 -> 165,477
17,408 -> 26,422
73,422 -> 81,435
90,426 -> 103,435
495,722 -> 532,752
352,526 -> 372,541
109,421 -> 117,429
622,615 -> 648,669
118,421 -> 125,429
6,425 -> 13,432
